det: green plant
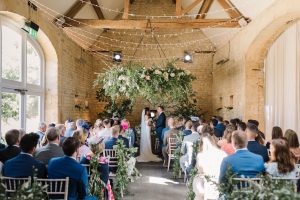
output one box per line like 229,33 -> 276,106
172,133 -> 184,179
185,142 -> 199,200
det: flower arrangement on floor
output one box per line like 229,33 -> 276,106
94,62 -> 199,118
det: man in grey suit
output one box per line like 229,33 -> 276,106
35,127 -> 64,165
180,121 -> 200,174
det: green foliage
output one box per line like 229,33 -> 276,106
172,133 -> 184,179
13,180 -> 48,200
94,61 -> 197,117
1,93 -> 18,122
113,139 -> 138,199
88,148 -> 106,199
186,142 -> 199,200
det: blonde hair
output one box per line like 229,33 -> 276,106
73,128 -> 88,145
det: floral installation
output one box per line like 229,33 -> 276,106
94,61 -> 199,117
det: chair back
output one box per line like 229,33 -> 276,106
35,177 -> 69,200
0,176 -> 31,194
168,137 -> 177,155
104,149 -> 118,168
81,164 -> 91,177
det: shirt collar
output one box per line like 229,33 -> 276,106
68,156 -> 77,160
21,152 -> 33,157
236,148 -> 248,152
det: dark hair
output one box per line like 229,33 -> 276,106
224,120 -> 230,125
158,105 -> 164,111
248,119 -> 259,127
5,129 -> 20,146
211,119 -> 218,127
216,116 -> 223,122
20,133 -> 39,153
246,123 -> 259,134
201,124 -> 214,136
48,123 -> 56,128
271,126 -> 283,140
191,121 -> 200,131
238,122 -> 246,131
185,120 -> 193,129
285,129 -> 299,148
46,127 -> 60,142
62,137 -> 80,156
230,118 -> 241,127
271,139 -> 294,173
103,119 -> 111,126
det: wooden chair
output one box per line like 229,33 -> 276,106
35,177 -> 69,200
0,176 -> 31,194
167,137 -> 178,171
104,149 -> 118,170
233,177 -> 261,189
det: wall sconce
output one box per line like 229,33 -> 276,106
74,94 -> 82,111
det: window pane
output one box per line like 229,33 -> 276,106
27,41 -> 41,85
26,95 -> 40,133
1,92 -> 20,134
2,25 -> 22,81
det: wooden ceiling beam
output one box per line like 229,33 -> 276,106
64,18 -> 240,29
176,0 -> 182,16
196,0 -> 213,19
64,0 -> 88,18
181,0 -> 204,15
217,0 -> 242,19
90,0 -> 105,19
122,0 -> 130,19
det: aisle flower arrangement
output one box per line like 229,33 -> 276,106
94,62 -> 197,117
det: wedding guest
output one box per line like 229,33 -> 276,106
34,127 -> 64,165
193,133 -> 227,200
56,124 -> 66,146
265,139 -> 297,178
48,123 -> 56,128
215,116 -> 226,136
0,129 -> 21,163
118,125 -> 129,148
237,122 -> 246,131
98,119 -> 113,141
73,128 -> 93,160
201,124 -> 214,136
76,119 -> 85,130
182,120 -> 193,137
284,129 -> 300,163
64,121 -> 76,138
248,119 -> 266,141
176,116 -> 185,131
266,126 -> 283,149
210,119 -> 223,138
217,125 -> 235,155
219,131 -> 264,182
37,122 -> 47,143
180,121 -> 200,173
224,120 -> 230,126
48,137 -> 88,200
122,119 -> 135,148
104,127 -> 119,149
2,133 -> 46,178
94,119 -> 104,135
246,123 -> 269,162
229,118 -> 240,129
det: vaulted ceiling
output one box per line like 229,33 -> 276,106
34,0 -> 275,49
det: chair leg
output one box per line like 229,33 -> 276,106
167,156 -> 171,171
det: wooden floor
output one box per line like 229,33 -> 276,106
124,162 -> 187,200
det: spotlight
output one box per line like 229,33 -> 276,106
113,51 -> 122,62
183,52 -> 192,63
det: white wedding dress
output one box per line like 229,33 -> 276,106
137,109 -> 161,162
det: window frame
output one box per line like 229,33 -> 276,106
0,16 -> 45,135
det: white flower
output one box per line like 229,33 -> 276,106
154,70 -> 162,75
170,73 -> 175,77
146,75 -> 151,80
119,86 -> 126,92
163,72 -> 169,80
141,74 -> 145,78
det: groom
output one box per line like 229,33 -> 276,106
155,106 -> 166,154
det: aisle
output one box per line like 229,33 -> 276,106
124,162 -> 187,200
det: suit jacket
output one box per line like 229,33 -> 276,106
2,153 -> 46,178
214,127 -> 223,138
182,130 -> 192,137
34,143 -> 64,165
155,112 -> 166,136
219,149 -> 265,182
247,141 -> 269,162
105,137 -> 118,149
0,145 -> 21,163
181,132 -> 200,155
48,156 -> 88,200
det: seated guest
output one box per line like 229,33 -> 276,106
284,129 -> 300,163
104,127 -> 119,149
73,128 -> 93,160
34,127 -> 64,165
2,133 -> 46,178
265,139 -> 297,178
65,121 -> 76,138
0,129 -> 21,163
237,122 -> 246,131
122,119 -> 135,148
182,120 -> 193,137
118,125 -> 129,148
215,116 -> 226,135
266,126 -> 283,149
193,134 -> 227,200
210,119 -> 223,138
180,121 -> 200,173
248,119 -> 265,141
224,120 -> 229,126
219,131 -> 264,182
37,122 -> 47,143
98,119 -> 113,141
56,124 -> 66,146
76,119 -> 85,130
229,118 -> 240,130
162,117 -> 179,165
246,123 -> 269,162
48,138 -> 88,200
176,116 -> 185,131
217,125 -> 235,155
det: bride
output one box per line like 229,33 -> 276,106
137,107 -> 161,162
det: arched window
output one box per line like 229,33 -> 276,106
0,16 -> 44,134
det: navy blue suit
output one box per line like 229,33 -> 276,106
2,153 -> 46,178
182,130 -> 192,137
155,112 -> 166,148
0,145 -> 21,163
48,156 -> 88,200
219,149 -> 265,182
247,141 -> 269,162
105,137 -> 118,149
118,135 -> 129,148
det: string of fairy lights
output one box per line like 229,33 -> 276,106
26,0 -> 251,61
